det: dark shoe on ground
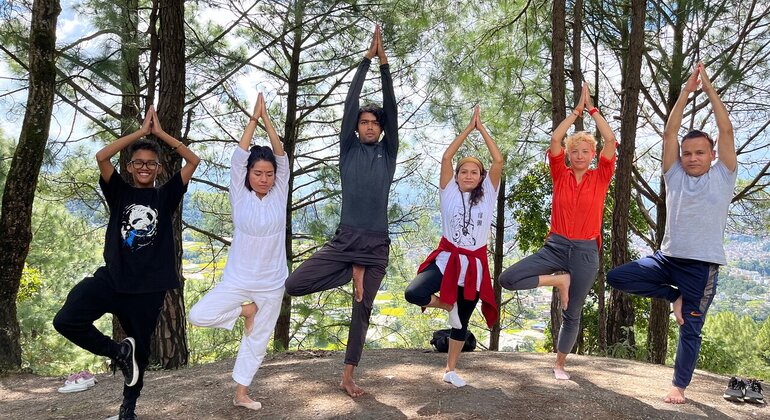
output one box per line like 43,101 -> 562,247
106,400 -> 137,420
723,376 -> 746,402
114,337 -> 138,387
745,379 -> 765,404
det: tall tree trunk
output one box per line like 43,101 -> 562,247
647,0 -> 689,365
0,0 -> 61,371
273,0 -> 306,350
607,0 -> 646,350
150,0 -> 188,369
570,0 -> 584,354
489,176 -> 506,351
548,0 -> 567,351
112,0 -> 141,343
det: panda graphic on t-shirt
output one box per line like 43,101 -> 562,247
121,204 -> 158,250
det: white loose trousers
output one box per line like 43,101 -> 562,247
189,282 -> 284,386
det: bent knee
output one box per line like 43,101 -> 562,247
404,286 -> 429,306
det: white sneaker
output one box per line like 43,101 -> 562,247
57,374 -> 89,393
443,371 -> 466,388
448,303 -> 462,329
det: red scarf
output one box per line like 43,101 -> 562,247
417,236 -> 498,328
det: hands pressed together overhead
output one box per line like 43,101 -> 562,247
365,24 -> 388,63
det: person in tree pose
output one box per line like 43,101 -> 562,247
607,62 -> 736,404
53,106 -> 200,420
284,24 -> 398,398
188,93 -> 288,411
498,82 -> 617,380
405,105 -> 503,387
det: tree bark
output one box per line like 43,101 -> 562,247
548,0 -> 567,351
489,176 -> 506,351
647,0 -> 689,365
273,0 -> 306,351
149,0 -> 189,369
112,0 -> 141,344
607,0 -> 646,351
0,0 -> 61,371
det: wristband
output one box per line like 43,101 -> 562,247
588,107 -> 599,116
572,110 -> 580,117
172,142 -> 183,151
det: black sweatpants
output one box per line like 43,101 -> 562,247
53,266 -> 166,402
404,263 -> 480,341
285,225 -> 390,366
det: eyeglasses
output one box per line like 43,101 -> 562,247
129,160 -> 159,170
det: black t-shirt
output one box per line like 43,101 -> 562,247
99,171 -> 187,293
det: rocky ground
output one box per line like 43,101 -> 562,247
1,349 -> 767,419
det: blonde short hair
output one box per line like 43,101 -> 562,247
565,131 -> 597,151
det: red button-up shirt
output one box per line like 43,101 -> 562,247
547,149 -> 616,248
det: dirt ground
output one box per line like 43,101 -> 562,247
1,349 -> 767,419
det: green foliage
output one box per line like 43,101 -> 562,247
510,162 -> 551,254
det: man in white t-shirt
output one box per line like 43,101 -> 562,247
608,62 -> 737,404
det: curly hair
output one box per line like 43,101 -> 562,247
244,145 -> 278,191
128,138 -> 161,160
565,131 -> 597,151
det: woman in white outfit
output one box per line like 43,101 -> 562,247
189,93 -> 289,411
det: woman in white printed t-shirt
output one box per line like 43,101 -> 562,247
189,93 -> 289,411
405,105 -> 503,387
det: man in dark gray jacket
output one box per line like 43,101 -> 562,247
286,24 -> 397,398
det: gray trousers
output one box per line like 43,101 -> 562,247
498,233 -> 599,354
285,225 -> 390,366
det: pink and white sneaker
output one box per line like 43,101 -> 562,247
57,370 -> 96,393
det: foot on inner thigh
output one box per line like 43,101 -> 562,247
352,264 -> 365,303
664,386 -> 686,404
672,296 -> 684,326
241,302 -> 258,335
339,374 -> 365,398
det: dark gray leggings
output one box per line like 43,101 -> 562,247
405,263 -> 479,341
498,234 -> 598,354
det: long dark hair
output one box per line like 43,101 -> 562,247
244,145 -> 277,191
455,164 -> 486,206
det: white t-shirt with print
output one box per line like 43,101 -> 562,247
434,174 -> 498,290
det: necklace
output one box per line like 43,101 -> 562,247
461,192 -> 473,235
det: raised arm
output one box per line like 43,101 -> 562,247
551,84 -> 586,156
584,83 -> 617,159
440,106 -> 478,189
340,26 -> 378,155
95,110 -> 152,182
150,108 -> 200,185
476,109 -> 503,190
258,93 -> 285,156
378,27 -> 398,158
238,95 -> 263,151
700,63 -> 736,172
664,64 -> 700,173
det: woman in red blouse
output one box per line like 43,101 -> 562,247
499,82 -> 617,380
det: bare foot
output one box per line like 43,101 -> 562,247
664,386 -> 686,404
672,296 -> 684,326
553,366 -> 571,380
557,274 -> 570,310
352,264 -> 365,303
340,375 -> 365,398
234,385 -> 262,410
241,303 -> 258,336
